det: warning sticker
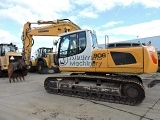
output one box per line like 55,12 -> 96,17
10,56 -> 15,60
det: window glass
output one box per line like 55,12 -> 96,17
68,33 -> 77,56
46,48 -> 52,53
10,46 -> 16,52
59,31 -> 87,58
78,31 -> 86,53
3,45 -> 10,52
91,32 -> 98,48
38,48 -> 42,57
59,35 -> 70,58
2,45 -> 16,52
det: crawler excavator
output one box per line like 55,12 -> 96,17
21,19 -> 158,106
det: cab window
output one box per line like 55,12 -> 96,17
59,31 -> 87,58
68,33 -> 77,56
59,35 -> 70,58
78,31 -> 86,53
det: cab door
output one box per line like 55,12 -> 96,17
58,31 -> 94,72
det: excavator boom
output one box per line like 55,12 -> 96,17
21,19 -> 81,65
8,19 -> 81,80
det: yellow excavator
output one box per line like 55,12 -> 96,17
20,19 -> 158,106
29,47 -> 60,74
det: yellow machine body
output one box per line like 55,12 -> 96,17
29,47 -> 60,73
0,43 -> 22,77
56,30 -> 158,74
60,46 -> 158,74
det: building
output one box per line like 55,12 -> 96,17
99,35 -> 160,51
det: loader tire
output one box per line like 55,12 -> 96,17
53,67 -> 61,73
37,61 -> 44,74
0,70 -> 2,78
28,62 -> 36,73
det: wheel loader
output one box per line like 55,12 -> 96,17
29,47 -> 60,74
14,18 -> 158,105
0,43 -> 23,77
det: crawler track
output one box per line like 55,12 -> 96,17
44,74 -> 145,106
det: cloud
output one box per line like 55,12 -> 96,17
0,0 -> 73,24
99,21 -> 123,28
0,29 -> 19,43
72,0 -> 160,12
79,7 -> 98,18
95,19 -> 160,44
104,19 -> 160,37
0,29 -> 23,49
0,5 -> 39,25
69,0 -> 160,19
140,0 -> 160,8
1,0 -> 160,24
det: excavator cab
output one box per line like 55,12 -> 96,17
37,47 -> 53,58
0,43 -> 17,56
56,29 -> 98,68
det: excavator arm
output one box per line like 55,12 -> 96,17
8,19 -> 81,82
21,19 -> 81,65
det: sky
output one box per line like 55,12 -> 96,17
0,0 -> 160,54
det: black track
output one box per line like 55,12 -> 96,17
44,74 -> 145,106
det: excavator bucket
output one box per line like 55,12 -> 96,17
8,59 -> 28,83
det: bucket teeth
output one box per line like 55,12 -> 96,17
8,59 -> 28,83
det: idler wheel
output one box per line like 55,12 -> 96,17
123,83 -> 145,103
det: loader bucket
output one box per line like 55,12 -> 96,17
8,59 -> 28,83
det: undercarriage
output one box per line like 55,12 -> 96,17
44,73 -> 145,106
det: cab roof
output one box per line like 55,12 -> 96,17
59,29 -> 88,37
